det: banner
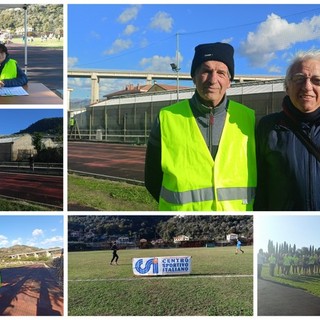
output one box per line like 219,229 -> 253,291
132,256 -> 192,276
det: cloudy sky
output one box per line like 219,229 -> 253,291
68,4 -> 320,100
0,215 -> 64,249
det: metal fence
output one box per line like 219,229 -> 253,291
68,129 -> 149,144
0,161 -> 63,175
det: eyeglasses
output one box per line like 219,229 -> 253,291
290,73 -> 320,86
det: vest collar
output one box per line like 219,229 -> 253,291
191,91 -> 228,116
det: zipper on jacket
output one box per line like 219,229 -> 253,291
209,111 -> 214,156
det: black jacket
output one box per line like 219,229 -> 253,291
254,96 -> 320,211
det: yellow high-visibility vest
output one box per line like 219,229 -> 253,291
159,99 -> 256,211
0,59 -> 18,80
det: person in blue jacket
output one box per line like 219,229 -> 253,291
254,50 -> 320,210
235,239 -> 244,254
0,43 -> 28,88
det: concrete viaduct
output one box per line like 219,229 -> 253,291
68,69 -> 282,104
8,248 -> 62,260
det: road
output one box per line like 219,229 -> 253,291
0,264 -> 63,316
0,172 -> 63,209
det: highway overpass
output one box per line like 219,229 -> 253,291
8,248 -> 62,259
68,68 -> 283,104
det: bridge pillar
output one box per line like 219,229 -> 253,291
91,73 -> 100,104
146,74 -> 153,85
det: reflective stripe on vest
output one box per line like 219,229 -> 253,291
217,187 -> 256,202
159,99 -> 256,211
161,186 -> 256,204
0,59 -> 17,80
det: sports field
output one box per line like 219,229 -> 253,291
68,246 -> 253,316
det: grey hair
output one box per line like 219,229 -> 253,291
284,50 -> 320,90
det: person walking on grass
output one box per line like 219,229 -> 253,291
110,242 -> 119,265
235,239 -> 244,254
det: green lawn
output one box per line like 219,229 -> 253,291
260,264 -> 320,297
68,174 -> 158,211
0,198 -> 53,211
68,246 -> 253,316
12,37 -> 63,48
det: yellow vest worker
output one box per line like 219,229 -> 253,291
159,99 -> 256,211
0,59 -> 18,80
145,42 -> 257,211
0,43 -> 28,87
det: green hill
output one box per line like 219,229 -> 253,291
18,117 -> 63,135
0,5 -> 63,36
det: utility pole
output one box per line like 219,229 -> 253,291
170,33 -> 181,102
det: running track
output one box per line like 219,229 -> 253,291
68,142 -> 146,183
0,264 -> 63,316
0,172 -> 63,209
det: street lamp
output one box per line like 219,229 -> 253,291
170,63 -> 180,102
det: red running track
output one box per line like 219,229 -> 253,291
68,142 -> 146,183
0,172 -> 63,209
0,264 -> 63,316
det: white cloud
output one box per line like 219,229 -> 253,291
150,11 -> 174,33
268,65 -> 282,73
123,24 -> 139,36
117,5 -> 140,24
104,38 -> 133,55
140,54 -> 177,72
68,57 -> 79,68
41,236 -> 63,246
99,78 -> 134,96
69,77 -> 90,88
240,13 -> 320,68
32,229 -> 44,237
12,238 -> 22,246
221,37 -> 233,44
0,235 -> 9,247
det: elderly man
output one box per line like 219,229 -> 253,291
254,51 -> 320,210
145,42 -> 256,211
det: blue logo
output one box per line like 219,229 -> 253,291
134,258 -> 159,274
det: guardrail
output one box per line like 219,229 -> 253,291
0,161 -> 63,175
68,129 -> 149,144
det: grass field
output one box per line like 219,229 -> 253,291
68,246 -> 253,316
68,174 -> 158,211
260,265 -> 320,297
0,198 -> 53,211
10,37 -> 63,48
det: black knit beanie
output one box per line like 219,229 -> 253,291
0,44 -> 8,54
190,42 -> 234,80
